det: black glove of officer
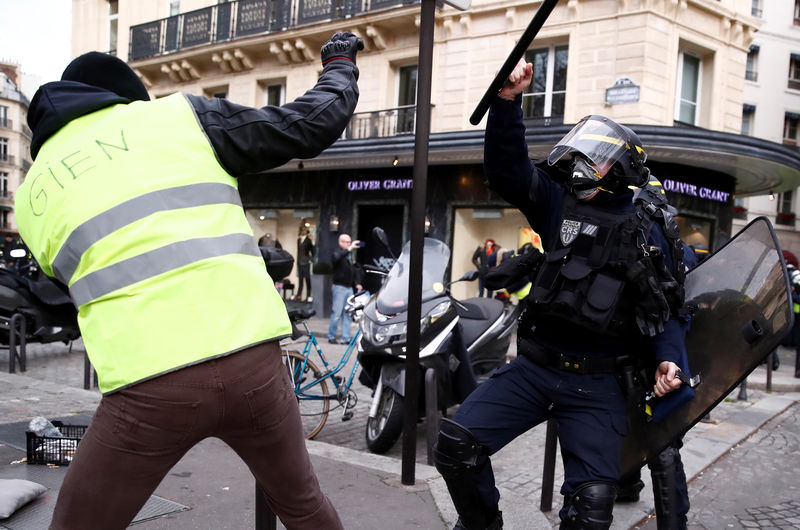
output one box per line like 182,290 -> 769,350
321,32 -> 365,66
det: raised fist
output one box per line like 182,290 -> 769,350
321,32 -> 364,66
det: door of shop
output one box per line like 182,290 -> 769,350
356,203 -> 404,293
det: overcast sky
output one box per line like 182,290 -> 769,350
0,0 -> 73,96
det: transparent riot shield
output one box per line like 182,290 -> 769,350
620,216 -> 793,478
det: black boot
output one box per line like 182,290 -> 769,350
648,447 -> 688,530
454,511 -> 503,530
616,472 -> 644,503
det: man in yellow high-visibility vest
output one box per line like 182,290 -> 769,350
16,32 -> 363,530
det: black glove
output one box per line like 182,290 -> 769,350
321,32 -> 364,66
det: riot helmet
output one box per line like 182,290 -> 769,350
547,115 -> 650,196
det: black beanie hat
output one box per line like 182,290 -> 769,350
61,52 -> 150,102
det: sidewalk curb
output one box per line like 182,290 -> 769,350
306,440 -> 452,527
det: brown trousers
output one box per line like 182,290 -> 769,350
50,341 -> 342,530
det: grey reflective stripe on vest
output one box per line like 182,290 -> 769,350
52,183 -> 242,285
69,233 -> 260,307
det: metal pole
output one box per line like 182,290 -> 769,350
84,352 -> 92,390
9,313 -> 26,373
401,0 -> 436,486
425,368 -> 439,466
737,379 -> 748,401
539,418 -> 558,511
766,351 -> 773,392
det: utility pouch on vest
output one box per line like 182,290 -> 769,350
584,273 -> 625,330
532,248 -> 570,302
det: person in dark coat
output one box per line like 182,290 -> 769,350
296,227 -> 315,301
327,233 -> 362,344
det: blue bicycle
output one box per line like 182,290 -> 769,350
281,293 -> 368,439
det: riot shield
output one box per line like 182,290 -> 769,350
620,216 -> 793,478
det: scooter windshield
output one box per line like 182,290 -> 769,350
376,238 -> 450,316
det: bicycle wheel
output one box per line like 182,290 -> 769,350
282,350 -> 331,439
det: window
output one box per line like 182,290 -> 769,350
789,54 -> 800,90
777,190 -> 796,225
784,112 -> 800,146
751,0 -> 762,17
397,64 -> 417,134
675,52 -> 701,125
0,172 -> 7,198
109,1 -> 118,55
733,197 -> 747,220
265,83 -> 284,106
523,44 -> 568,121
745,46 -> 758,82
0,106 -> 7,128
742,105 -> 755,135
0,211 -> 7,230
169,0 -> 180,16
795,0 -> 800,25
203,86 -> 228,99
0,138 -> 7,162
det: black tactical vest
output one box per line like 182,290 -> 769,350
529,195 -> 684,338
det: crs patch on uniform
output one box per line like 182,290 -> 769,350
560,219 -> 581,246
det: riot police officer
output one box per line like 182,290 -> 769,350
433,59 -> 687,529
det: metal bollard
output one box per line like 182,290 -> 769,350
255,483 -> 277,530
425,368 -> 440,466
766,351 -> 773,392
8,313 -> 26,373
737,379 -> 748,401
540,418 -> 558,512
83,352 -> 98,390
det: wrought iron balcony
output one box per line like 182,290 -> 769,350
130,0 -> 418,61
344,105 -> 417,140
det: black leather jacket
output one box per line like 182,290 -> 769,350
28,60 -> 360,175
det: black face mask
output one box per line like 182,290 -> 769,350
569,157 -> 603,197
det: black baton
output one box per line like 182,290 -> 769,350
469,0 -> 561,126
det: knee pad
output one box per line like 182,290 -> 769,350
434,419 -> 498,530
433,418 -> 481,474
560,481 -> 617,530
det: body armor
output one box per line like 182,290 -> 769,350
529,194 -> 684,338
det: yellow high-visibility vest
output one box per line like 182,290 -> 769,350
16,93 -> 291,393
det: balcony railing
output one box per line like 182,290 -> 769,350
130,0 -> 417,61
344,105 -> 417,139
0,118 -> 9,129
0,155 -> 14,166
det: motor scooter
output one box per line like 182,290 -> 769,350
357,228 -> 521,454
0,248 -> 80,346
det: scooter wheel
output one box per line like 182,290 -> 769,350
365,388 -> 404,454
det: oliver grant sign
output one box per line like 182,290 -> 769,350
662,179 -> 731,203
347,178 -> 413,191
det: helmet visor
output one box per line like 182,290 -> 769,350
547,116 -> 637,176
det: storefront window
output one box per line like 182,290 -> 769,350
450,207 -> 541,301
676,215 -> 712,258
245,208 -> 318,293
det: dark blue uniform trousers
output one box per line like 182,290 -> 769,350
452,354 -> 628,514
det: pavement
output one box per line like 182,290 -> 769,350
1,316 -> 799,529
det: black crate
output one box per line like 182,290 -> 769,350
25,421 -> 87,466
